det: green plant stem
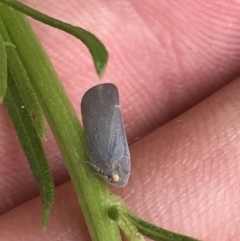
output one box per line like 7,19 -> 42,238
0,5 -> 121,241
0,32 -> 7,101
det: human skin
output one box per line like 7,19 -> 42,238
0,0 -> 240,240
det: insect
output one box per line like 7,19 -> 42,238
81,83 -> 130,187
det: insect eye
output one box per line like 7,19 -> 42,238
111,173 -> 120,183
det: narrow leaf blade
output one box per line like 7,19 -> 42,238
1,0 -> 108,77
127,212 -> 202,241
4,69 -> 54,227
0,17 -> 45,137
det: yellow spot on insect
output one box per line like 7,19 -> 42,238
112,174 -> 120,183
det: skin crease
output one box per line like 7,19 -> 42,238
0,0 -> 240,240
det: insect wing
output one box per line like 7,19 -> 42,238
81,83 -> 130,187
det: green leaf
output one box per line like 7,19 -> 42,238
126,211 -> 201,241
0,0 -> 108,77
4,69 -> 55,227
0,17 -> 45,137
108,206 -> 202,241
0,33 -> 7,102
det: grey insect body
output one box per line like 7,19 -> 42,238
81,83 -> 130,187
